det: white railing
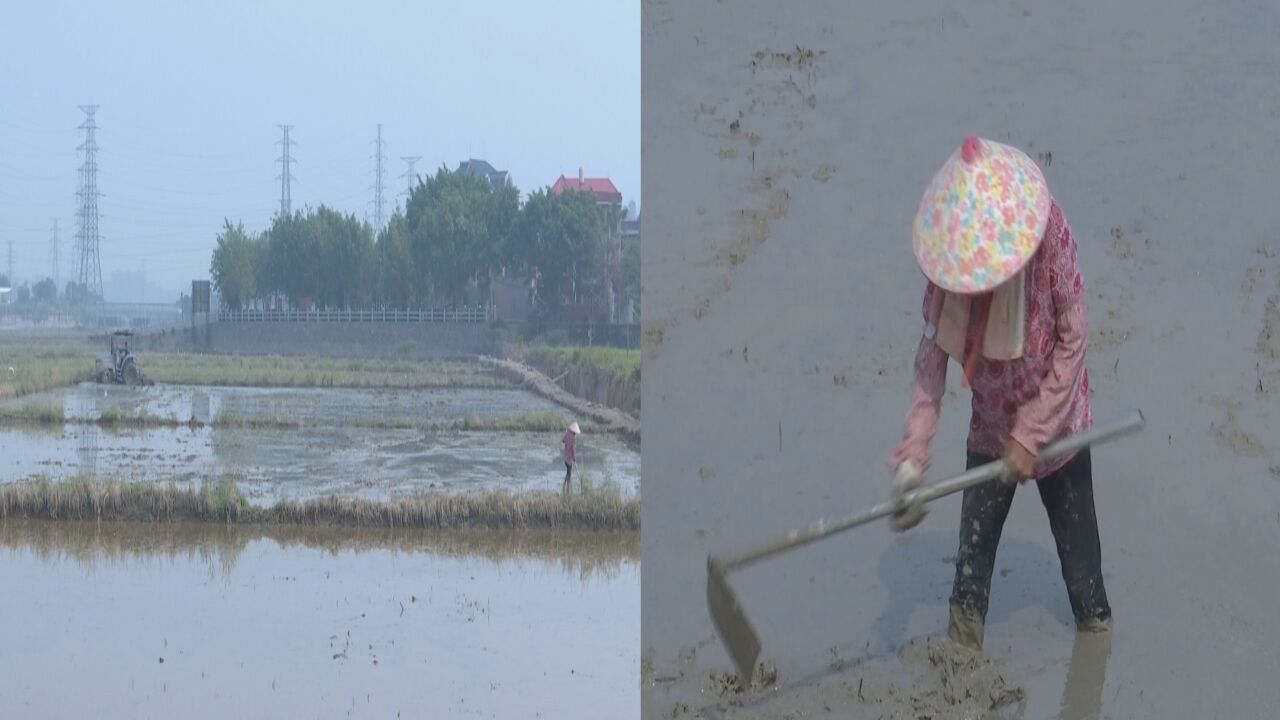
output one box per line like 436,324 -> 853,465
216,307 -> 491,323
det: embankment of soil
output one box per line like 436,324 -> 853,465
520,349 -> 641,417
480,356 -> 641,443
0,478 -> 639,531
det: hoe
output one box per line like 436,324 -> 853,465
707,411 -> 1146,684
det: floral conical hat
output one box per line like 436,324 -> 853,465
913,136 -> 1051,295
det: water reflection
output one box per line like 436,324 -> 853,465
1058,628 -> 1112,720
0,519 -> 638,580
78,422 -> 99,476
191,389 -> 211,424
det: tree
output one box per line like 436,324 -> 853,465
209,220 -> 260,310
622,236 -> 640,322
32,278 -> 58,303
484,180 -> 521,293
376,210 -> 419,308
406,168 -> 514,306
263,211 -> 319,308
312,206 -> 374,309
516,188 -> 606,318
599,202 -> 627,322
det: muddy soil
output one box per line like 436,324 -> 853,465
0,385 -> 640,502
642,1 -> 1280,717
0,519 -> 638,718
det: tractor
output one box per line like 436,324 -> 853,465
94,330 -> 152,386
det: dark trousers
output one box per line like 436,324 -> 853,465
950,448 -> 1111,625
564,463 -> 573,486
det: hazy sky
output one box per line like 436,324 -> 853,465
0,0 -> 638,300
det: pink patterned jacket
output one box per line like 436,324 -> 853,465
891,199 -> 1092,480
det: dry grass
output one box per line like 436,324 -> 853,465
0,476 -> 639,531
0,337 -> 94,400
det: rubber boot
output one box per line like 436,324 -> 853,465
947,604 -> 985,652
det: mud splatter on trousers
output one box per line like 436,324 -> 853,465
951,448 -> 1111,626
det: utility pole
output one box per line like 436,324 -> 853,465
6,240 -> 12,288
76,105 -> 103,302
400,155 -> 422,199
370,124 -> 387,233
51,218 -> 59,289
277,124 -> 295,216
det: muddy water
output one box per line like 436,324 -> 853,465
643,1 -> 1280,718
0,385 -> 639,502
0,520 -> 638,718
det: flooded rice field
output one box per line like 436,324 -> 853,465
0,520 -> 638,718
29,382 -> 555,427
0,384 -> 639,503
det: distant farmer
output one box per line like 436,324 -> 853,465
563,421 -> 581,489
888,136 -> 1110,651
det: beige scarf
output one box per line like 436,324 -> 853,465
928,272 -> 1026,384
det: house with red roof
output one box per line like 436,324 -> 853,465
551,169 -> 623,206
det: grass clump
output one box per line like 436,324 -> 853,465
212,411 -> 301,430
200,476 -> 249,519
0,403 -> 66,425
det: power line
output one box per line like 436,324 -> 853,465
75,104 -> 103,302
276,124 -> 295,216
400,155 -> 421,199
51,218 -> 59,289
370,124 -> 387,233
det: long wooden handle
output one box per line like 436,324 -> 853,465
718,411 -> 1145,572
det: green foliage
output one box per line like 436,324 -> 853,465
517,188 -> 607,318
622,236 -> 639,320
32,278 -> 58,304
528,345 -> 640,381
208,169 -> 621,319
376,211 -> 420,308
406,167 -> 518,305
209,220 -> 260,310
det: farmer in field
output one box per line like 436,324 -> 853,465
563,421 -> 581,490
888,136 -> 1111,651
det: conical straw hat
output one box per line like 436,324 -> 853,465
913,136 -> 1051,294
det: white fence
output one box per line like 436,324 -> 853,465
216,307 -> 491,323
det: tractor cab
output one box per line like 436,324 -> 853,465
94,330 -> 146,385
